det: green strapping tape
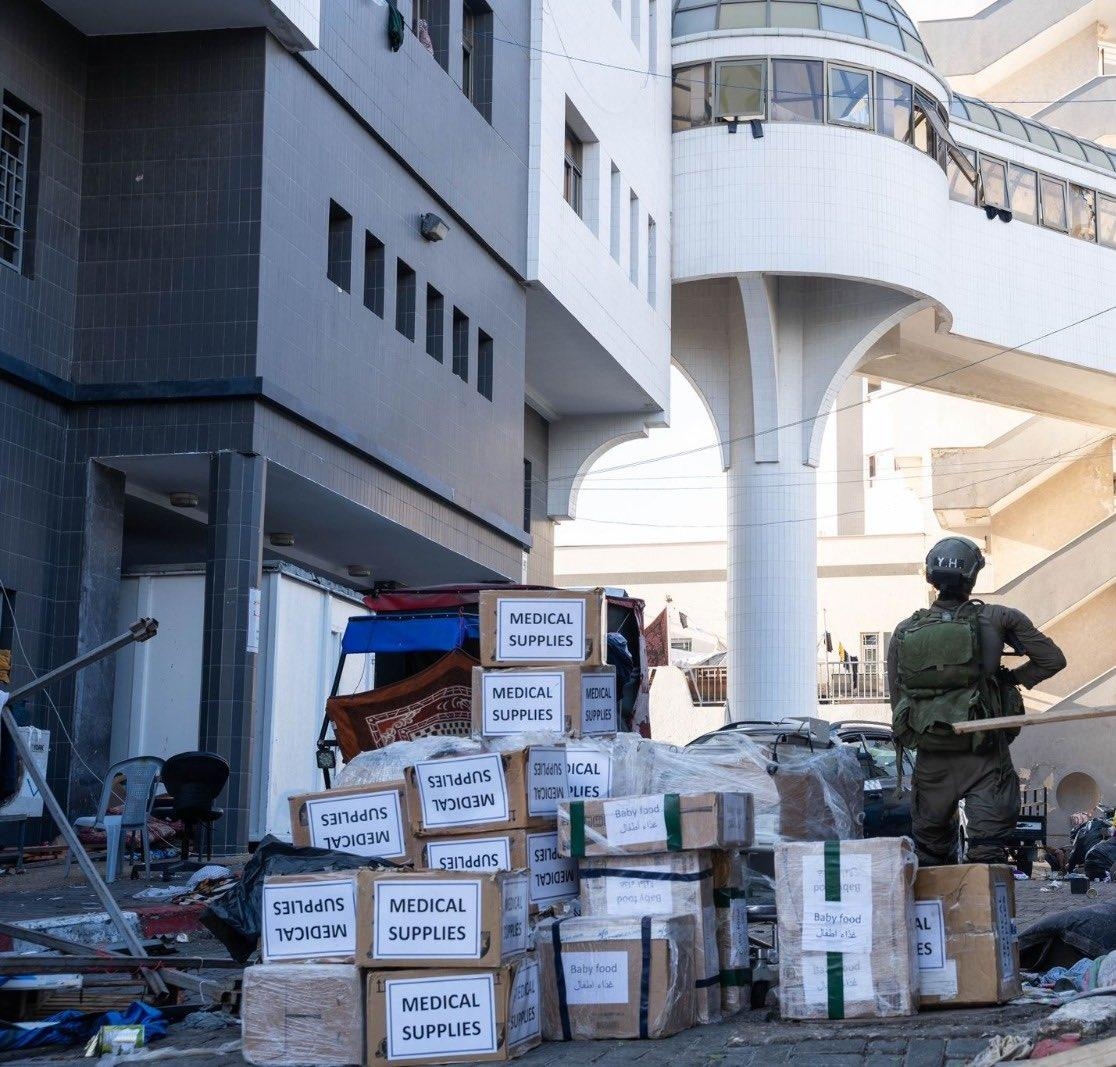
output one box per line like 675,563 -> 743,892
664,793 -> 683,852
824,840 -> 845,1020
720,968 -> 753,988
570,802 -> 585,858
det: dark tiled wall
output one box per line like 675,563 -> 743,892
524,404 -> 554,585
76,31 -> 266,385
0,0 -> 85,379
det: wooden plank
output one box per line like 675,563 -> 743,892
952,705 -> 1116,735
1023,1035 -> 1116,1067
0,955 -> 242,973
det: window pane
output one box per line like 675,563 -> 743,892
1083,144 -> 1113,170
1023,122 -> 1058,151
863,0 -> 893,17
1040,177 -> 1068,231
948,152 -> 977,205
1055,133 -> 1087,160
829,66 -> 872,128
718,1 -> 765,28
979,157 -> 1008,210
876,74 -> 912,142
1098,194 -> 1116,249
771,59 -> 824,123
1007,165 -> 1037,224
1069,184 -> 1096,241
995,111 -> 1028,141
865,15 -> 903,48
716,60 -> 765,120
673,64 -> 712,131
964,100 -> 998,130
820,5 -> 866,36
672,7 -> 715,34
770,1 -> 818,28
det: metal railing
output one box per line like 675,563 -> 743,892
817,660 -> 889,703
686,665 -> 728,707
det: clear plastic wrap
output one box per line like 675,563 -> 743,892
711,850 -> 751,1015
627,731 -> 865,846
241,963 -> 364,1066
536,914 -> 696,1039
775,837 -> 919,1020
337,736 -> 485,787
576,850 -> 721,1025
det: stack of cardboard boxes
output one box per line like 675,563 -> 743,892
536,789 -> 756,1040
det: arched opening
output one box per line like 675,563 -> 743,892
1056,771 -> 1101,817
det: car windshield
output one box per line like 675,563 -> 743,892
844,737 -> 914,778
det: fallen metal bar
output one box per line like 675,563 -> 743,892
0,955 -> 243,973
952,705 -> 1116,734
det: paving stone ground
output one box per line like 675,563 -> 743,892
0,874 -> 1111,1064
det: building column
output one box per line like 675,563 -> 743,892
200,451 -> 265,854
67,462 -> 126,814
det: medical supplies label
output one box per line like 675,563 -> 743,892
426,836 -> 512,872
580,672 -> 617,734
385,974 -> 497,1061
414,753 -> 509,829
508,960 -> 541,1047
561,951 -> 629,1005
914,900 -> 946,971
994,882 -> 1017,978
304,789 -> 406,858
528,746 -> 613,817
501,874 -> 530,956
261,878 -> 355,961
604,795 -> 666,848
496,598 -> 586,662
801,854 -> 873,954
528,831 -> 578,904
373,879 -> 482,960
481,671 -> 566,734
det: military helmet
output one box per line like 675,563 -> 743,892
925,536 -> 985,592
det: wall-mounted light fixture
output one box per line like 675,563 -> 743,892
420,213 -> 450,241
268,532 -> 296,547
347,565 -> 372,578
169,492 -> 199,508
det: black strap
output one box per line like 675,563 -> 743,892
639,916 -> 651,1040
580,867 -> 712,883
695,974 -> 721,988
551,919 -> 572,1042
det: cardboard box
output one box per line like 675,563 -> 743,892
712,850 -> 752,1015
479,589 -> 607,667
261,872 -> 361,964
557,792 -> 754,857
578,667 -> 618,735
365,957 -> 541,1065
471,666 -> 579,737
419,829 -> 578,912
775,756 -> 865,842
242,963 -> 364,1066
355,868 -> 529,968
288,782 -> 413,862
775,838 -> 919,1020
536,915 -> 696,1040
525,742 -> 614,820
405,749 -> 551,836
914,864 -> 1021,1007
577,850 -> 721,1024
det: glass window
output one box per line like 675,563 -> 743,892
672,6 -> 716,34
865,15 -> 902,48
979,157 -> 1008,210
820,5 -> 866,37
950,98 -> 968,120
771,59 -> 824,123
1054,133 -> 1087,161
719,0 -> 765,28
0,95 -> 33,273
862,0 -> 893,18
964,100 -> 998,130
1083,144 -> 1114,171
1007,165 -> 1037,224
948,150 -> 977,205
563,125 -> 583,216
770,1 -> 818,28
876,73 -> 912,142
1098,194 -> 1116,249
716,60 -> 766,120
912,100 -> 932,156
1023,122 -> 1058,152
1069,184 -> 1097,241
1040,176 -> 1068,232
829,65 -> 872,129
672,63 -> 713,131
994,111 -> 1028,141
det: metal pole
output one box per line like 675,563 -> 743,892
1,618 -> 166,998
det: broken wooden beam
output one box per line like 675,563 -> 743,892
952,705 -> 1116,735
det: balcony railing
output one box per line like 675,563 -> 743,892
818,661 -> 889,704
686,665 -> 728,707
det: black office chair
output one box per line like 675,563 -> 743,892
158,751 -> 230,877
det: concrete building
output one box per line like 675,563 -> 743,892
0,0 -> 670,849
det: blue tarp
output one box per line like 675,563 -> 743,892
0,1000 -> 166,1052
341,614 -> 480,655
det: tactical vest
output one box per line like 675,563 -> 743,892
893,600 -> 1001,752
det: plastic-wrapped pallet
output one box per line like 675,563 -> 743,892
577,851 -> 721,1024
337,737 -> 486,788
242,964 -> 364,1066
775,838 -> 919,1020
711,851 -> 751,1014
536,914 -> 696,1040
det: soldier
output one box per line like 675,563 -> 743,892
887,536 -> 1066,866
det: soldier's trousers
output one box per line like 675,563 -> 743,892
911,747 -> 1020,865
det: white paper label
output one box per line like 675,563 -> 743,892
603,863 -> 675,915
425,835 -> 512,873
501,875 -> 530,956
994,882 -> 1017,979
528,831 -> 578,904
496,597 -> 586,662
802,953 -> 875,1008
481,671 -> 566,735
507,959 -> 541,1047
246,587 -> 261,654
385,973 -> 497,1061
561,951 -> 629,1005
729,897 -> 750,967
604,795 -> 667,848
373,879 -> 482,960
914,900 -> 946,972
528,746 -> 614,818
261,878 -> 355,962
414,753 -> 509,830
303,789 -> 406,858
801,853 -> 873,954
722,794 -> 749,845
580,671 -> 617,734
920,958 -> 958,998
